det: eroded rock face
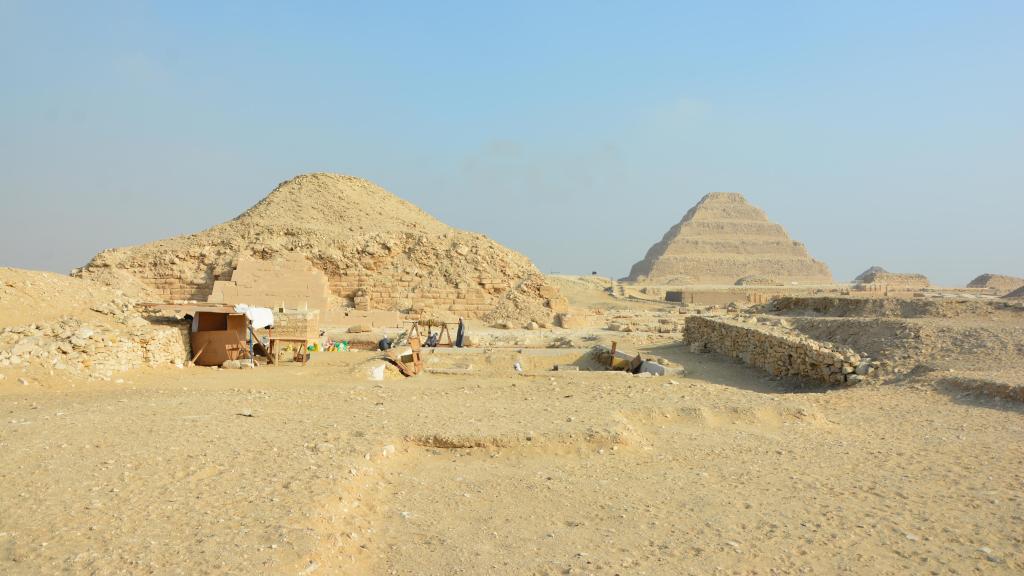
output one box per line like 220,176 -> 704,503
625,192 -> 833,285
73,173 -> 563,324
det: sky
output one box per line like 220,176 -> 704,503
1,1 -> 1021,286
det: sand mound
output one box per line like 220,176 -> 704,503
625,192 -> 832,285
74,173 -> 564,324
968,273 -> 1024,293
0,268 -> 187,379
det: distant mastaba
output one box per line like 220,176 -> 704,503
625,192 -> 833,285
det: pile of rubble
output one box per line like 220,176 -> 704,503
74,173 -> 566,325
0,319 -> 187,380
0,269 -> 188,381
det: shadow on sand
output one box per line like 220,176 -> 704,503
641,342 -> 832,395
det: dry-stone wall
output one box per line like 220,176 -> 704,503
765,296 -> 1013,319
684,315 -> 877,385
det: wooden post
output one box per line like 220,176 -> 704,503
190,344 -> 208,365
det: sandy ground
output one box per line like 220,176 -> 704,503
2,346 -> 1021,575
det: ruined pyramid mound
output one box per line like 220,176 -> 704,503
853,266 -> 929,288
74,173 -> 566,324
852,266 -> 887,284
1004,286 -> 1024,299
967,273 -> 1024,293
624,192 -> 832,285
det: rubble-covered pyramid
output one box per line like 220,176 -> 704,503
625,192 -> 833,285
967,273 -> 1024,293
1003,286 -> 1024,299
74,173 -> 566,324
853,266 -> 929,288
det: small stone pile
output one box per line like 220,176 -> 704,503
684,315 -> 882,385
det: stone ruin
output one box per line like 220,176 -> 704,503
625,192 -> 833,285
208,252 -> 332,311
852,266 -> 929,290
1004,286 -> 1024,299
685,315 -> 879,386
967,273 -> 1024,294
73,173 -> 566,325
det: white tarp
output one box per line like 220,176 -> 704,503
233,304 -> 275,330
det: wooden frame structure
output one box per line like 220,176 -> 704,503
405,321 -> 456,347
268,337 -> 310,366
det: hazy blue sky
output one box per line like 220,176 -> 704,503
1,1 -> 1021,285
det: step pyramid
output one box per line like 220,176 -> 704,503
625,192 -> 833,285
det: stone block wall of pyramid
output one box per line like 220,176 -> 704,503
207,253 -> 331,311
626,192 -> 834,285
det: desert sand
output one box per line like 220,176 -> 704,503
2,347 -> 1022,575
2,280 -> 1023,575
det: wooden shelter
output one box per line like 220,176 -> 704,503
190,309 -> 251,366
140,303 -> 254,367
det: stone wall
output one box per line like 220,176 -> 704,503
684,315 -> 877,385
209,253 -> 331,311
331,272 -> 497,315
321,309 -> 402,329
765,296 -> 1016,319
142,272 -> 223,302
328,271 -> 569,318
665,289 -> 778,306
253,309 -> 320,341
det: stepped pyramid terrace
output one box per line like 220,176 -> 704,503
625,192 -> 833,285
